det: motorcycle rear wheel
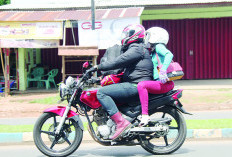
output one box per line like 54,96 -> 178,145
33,112 -> 83,157
139,107 -> 187,155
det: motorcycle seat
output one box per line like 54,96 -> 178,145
148,90 -> 176,101
119,90 -> 179,118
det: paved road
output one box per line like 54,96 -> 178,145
0,140 -> 231,157
1,110 -> 232,125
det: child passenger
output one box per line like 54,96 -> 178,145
138,27 -> 175,126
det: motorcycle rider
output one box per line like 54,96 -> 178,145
137,27 -> 175,126
87,24 -> 153,140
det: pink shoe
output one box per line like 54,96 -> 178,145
110,112 -> 132,140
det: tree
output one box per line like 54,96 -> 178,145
0,0 -> 10,6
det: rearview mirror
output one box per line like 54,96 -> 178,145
83,61 -> 89,68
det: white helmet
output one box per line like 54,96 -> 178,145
146,27 -> 169,45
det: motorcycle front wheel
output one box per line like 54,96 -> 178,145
33,112 -> 83,157
139,107 -> 187,155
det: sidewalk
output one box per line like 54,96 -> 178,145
174,79 -> 232,89
0,79 -> 232,143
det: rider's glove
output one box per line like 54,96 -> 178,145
159,69 -> 169,84
86,65 -> 98,74
90,76 -> 101,84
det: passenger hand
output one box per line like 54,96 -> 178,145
159,69 -> 169,84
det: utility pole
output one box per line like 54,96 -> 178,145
91,0 -> 95,30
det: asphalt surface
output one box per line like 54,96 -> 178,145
0,140 -> 232,157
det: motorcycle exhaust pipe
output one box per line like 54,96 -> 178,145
130,125 -> 169,133
130,117 -> 171,133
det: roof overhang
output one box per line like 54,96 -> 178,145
0,7 -> 144,21
1,0 -> 232,11
58,46 -> 99,56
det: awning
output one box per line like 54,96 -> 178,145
0,7 -> 144,21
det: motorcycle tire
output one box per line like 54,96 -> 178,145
33,112 -> 83,157
139,107 -> 187,155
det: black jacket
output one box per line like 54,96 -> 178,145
100,44 -> 123,76
98,43 -> 153,83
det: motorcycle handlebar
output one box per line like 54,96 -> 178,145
76,70 -> 95,88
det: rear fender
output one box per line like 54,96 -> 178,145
44,106 -> 84,130
172,89 -> 183,100
173,100 -> 193,115
171,89 -> 192,115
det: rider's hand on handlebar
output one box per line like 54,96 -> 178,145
91,76 -> 101,84
86,65 -> 98,74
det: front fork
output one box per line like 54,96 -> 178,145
44,89 -> 82,135
55,106 -> 71,134
44,105 -> 84,135
58,89 -> 78,134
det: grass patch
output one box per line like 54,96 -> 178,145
29,95 -> 61,105
187,119 -> 232,129
0,125 -> 34,133
1,119 -> 232,133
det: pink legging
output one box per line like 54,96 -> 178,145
137,81 -> 174,115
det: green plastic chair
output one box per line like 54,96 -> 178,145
27,67 -> 44,88
39,69 -> 58,89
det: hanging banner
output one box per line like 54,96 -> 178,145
0,22 -> 63,39
0,39 -> 59,48
78,17 -> 140,49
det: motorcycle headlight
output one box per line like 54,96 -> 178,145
59,77 -> 78,98
65,76 -> 76,88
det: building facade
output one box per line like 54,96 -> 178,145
1,0 -> 232,92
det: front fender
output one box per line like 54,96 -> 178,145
44,106 -> 84,130
69,115 -> 84,130
44,106 -> 77,118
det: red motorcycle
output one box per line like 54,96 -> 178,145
33,63 -> 191,157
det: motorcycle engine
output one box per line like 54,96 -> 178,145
93,108 -> 116,139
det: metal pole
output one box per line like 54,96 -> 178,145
0,49 -> 5,78
70,20 -> 76,46
4,48 -> 10,96
91,0 -> 95,30
62,21 -> 66,46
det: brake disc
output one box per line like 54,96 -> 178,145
48,123 -> 70,144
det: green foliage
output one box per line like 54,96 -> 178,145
0,0 -> 10,6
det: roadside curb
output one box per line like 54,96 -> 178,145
1,129 -> 232,144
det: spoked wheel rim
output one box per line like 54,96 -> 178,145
140,108 -> 187,154
39,114 -> 76,152
34,113 -> 83,156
